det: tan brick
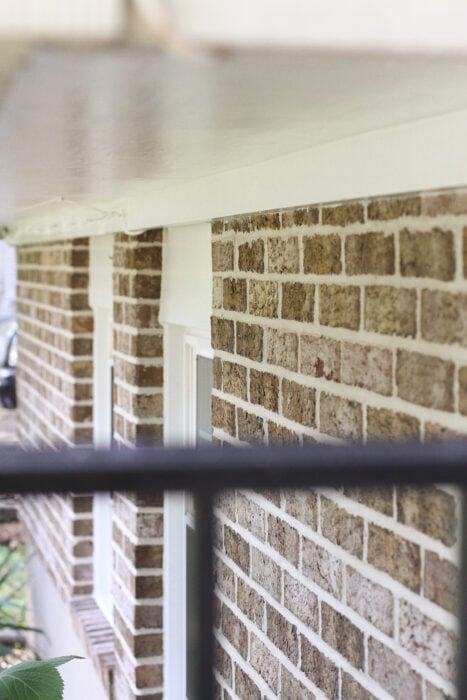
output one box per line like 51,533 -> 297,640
365,286 -> 417,337
265,328 -> 298,371
213,357 -> 222,390
459,367 -> 467,415
400,228 -> 455,281
368,524 -> 421,592
222,361 -> 247,400
399,600 -> 456,681
267,422 -> 300,445
322,202 -> 364,227
211,317 -> 234,353
236,322 -> 263,361
238,239 -> 264,273
249,280 -> 279,318
367,407 -> 420,441
237,577 -> 265,631
396,350 -> 454,411
423,191 -> 467,216
303,234 -> 342,274
319,284 -> 360,330
320,497 -> 364,557
251,212 -> 280,231
237,408 -> 264,443
424,551 -> 458,614
464,227 -> 467,278
341,673 -> 378,700
266,604 -> 299,664
212,241 -> 234,272
226,216 -> 250,233
251,547 -> 281,600
268,514 -> 300,567
282,380 -> 315,428
346,232 -> 395,275
223,278 -> 247,312
221,604 -> 248,659
319,393 -> 363,441
300,637 -> 339,698
212,219 -> 224,235
214,639 -> 232,685
250,369 -> 279,411
236,493 -> 265,541
422,290 -> 467,346
282,207 -> 319,228
301,334 -> 340,381
267,236 -> 299,273
346,567 -> 394,635
396,487 -> 457,546
425,422 -> 465,441
280,667 -> 316,700
250,634 -> 279,693
341,342 -> 392,396
224,526 -> 250,573
283,490 -> 318,529
368,637 -> 422,700
322,603 -> 364,668
234,665 -> 260,699
302,537 -> 342,598
368,196 -> 421,220
281,282 -> 314,322
212,396 -> 236,436
284,572 -> 318,629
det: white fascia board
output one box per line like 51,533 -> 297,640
7,108 -> 467,245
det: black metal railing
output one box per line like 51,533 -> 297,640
0,441 -> 466,699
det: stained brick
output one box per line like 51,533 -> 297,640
319,285 -> 360,330
301,334 -> 340,381
396,487 -> 457,546
365,286 -> 417,337
346,232 -> 395,275
281,282 -> 314,322
400,228 -> 455,281
368,524 -> 421,592
396,350 -> 454,411
303,234 -> 342,274
341,342 -> 393,396
265,328 -> 298,371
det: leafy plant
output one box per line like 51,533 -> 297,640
0,655 -> 80,700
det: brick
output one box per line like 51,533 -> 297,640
250,369 -> 279,411
234,665 -> 260,699
426,683 -> 454,700
225,216 -> 250,233
267,422 -> 300,445
320,497 -> 364,557
212,241 -> 234,271
283,490 -> 318,529
280,667 -> 316,700
400,228 -> 455,281
322,202 -> 364,226
300,636 -> 339,698
221,604 -> 248,659
236,322 -> 263,361
237,577 -> 265,631
341,673 -> 378,700
237,408 -> 264,443
424,551 -> 458,614
367,407 -> 420,441
399,600 -> 456,681
396,350 -> 454,411
423,191 -> 467,216
265,328 -> 298,371
214,559 -> 235,602
251,547 -> 281,600
368,524 -> 421,592
213,357 -> 222,390
302,538 -> 342,598
224,526 -> 250,573
267,236 -> 299,273
212,219 -> 224,235
266,604 -> 299,664
283,572 -> 318,629
365,285 -> 416,337
368,637 -> 422,700
268,514 -> 300,566
222,361 -> 247,400
341,342 -> 392,395
215,640 -> 232,685
303,234 -> 342,274
425,422 -> 464,441
322,603 -> 364,668
249,280 -> 278,317
368,196 -> 421,220
281,282 -> 314,322
464,227 -> 467,278
238,239 -> 264,273
282,207 -> 319,228
251,212 -> 280,231
250,634 -> 279,693
213,276 -> 222,308
319,393 -> 363,441
212,396 -> 236,436
460,367 -> 467,416
301,334 -> 340,381
223,278 -> 247,312
422,290 -> 467,346
396,487 -> 457,546
282,380 -> 315,428
211,317 -> 234,353
319,285 -> 360,330
236,494 -> 265,541
346,567 -> 394,635
346,232 -> 395,275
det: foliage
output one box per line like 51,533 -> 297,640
0,656 -> 80,700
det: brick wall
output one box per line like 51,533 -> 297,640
16,238 -> 94,601
211,190 -> 466,699
112,230 -> 164,699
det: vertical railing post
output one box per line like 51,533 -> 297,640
192,491 -> 214,700
458,489 -> 467,700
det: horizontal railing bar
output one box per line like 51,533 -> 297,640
0,441 -> 466,494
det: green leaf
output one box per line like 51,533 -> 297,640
0,656 -> 81,700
